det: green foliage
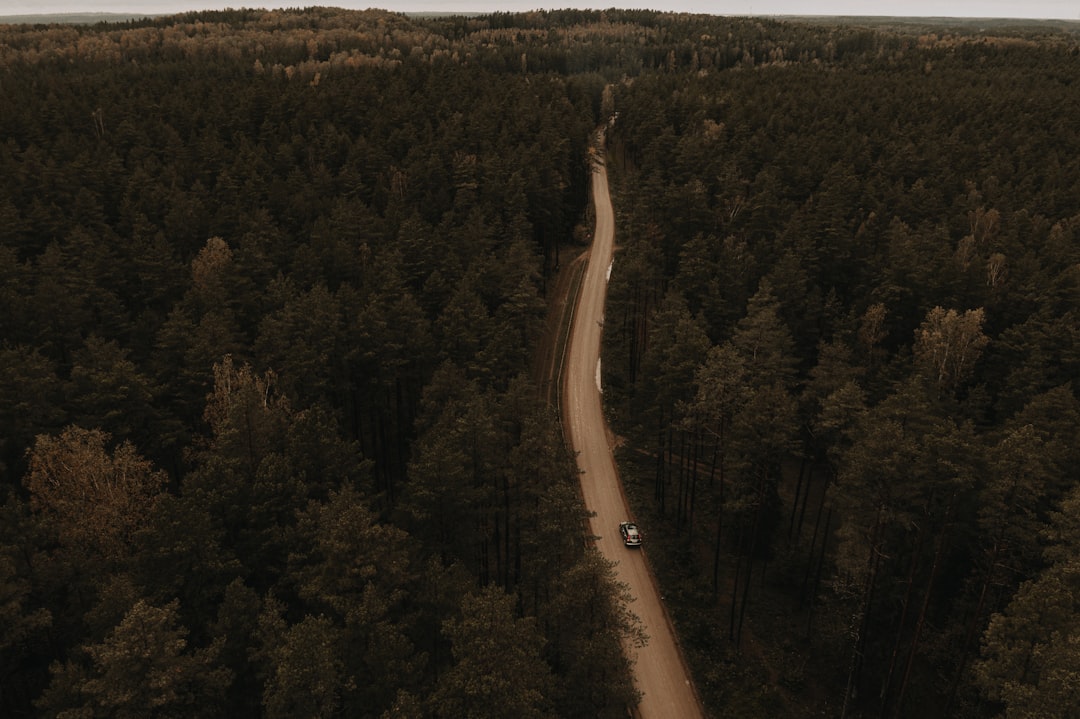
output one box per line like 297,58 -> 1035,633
37,599 -> 231,719
0,498 -> 53,712
430,585 -> 556,719
975,486 -> 1080,718
0,345 -> 66,478
3,7 -> 1080,719
259,613 -> 344,719
600,12 -> 1080,718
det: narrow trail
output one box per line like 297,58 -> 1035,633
561,132 -> 706,719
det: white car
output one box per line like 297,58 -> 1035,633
619,522 -> 642,547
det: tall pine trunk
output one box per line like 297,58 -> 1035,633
880,517 -> 927,711
893,493 -> 956,717
842,509 -> 884,719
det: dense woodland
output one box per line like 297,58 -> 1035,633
1,6 -> 1079,719
601,13 -> 1080,719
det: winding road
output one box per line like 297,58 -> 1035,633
562,132 -> 705,719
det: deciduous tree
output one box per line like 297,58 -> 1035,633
24,426 -> 166,563
913,306 -> 990,393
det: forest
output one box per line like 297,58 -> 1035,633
0,6 -> 1079,718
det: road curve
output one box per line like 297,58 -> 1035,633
562,132 -> 705,719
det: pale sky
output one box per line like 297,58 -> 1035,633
0,0 -> 1077,20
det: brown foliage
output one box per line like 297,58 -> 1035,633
24,426 -> 166,560
913,306 -> 990,391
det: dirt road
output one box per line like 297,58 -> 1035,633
562,136 -> 705,719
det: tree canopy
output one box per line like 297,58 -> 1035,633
3,6 -> 1080,718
